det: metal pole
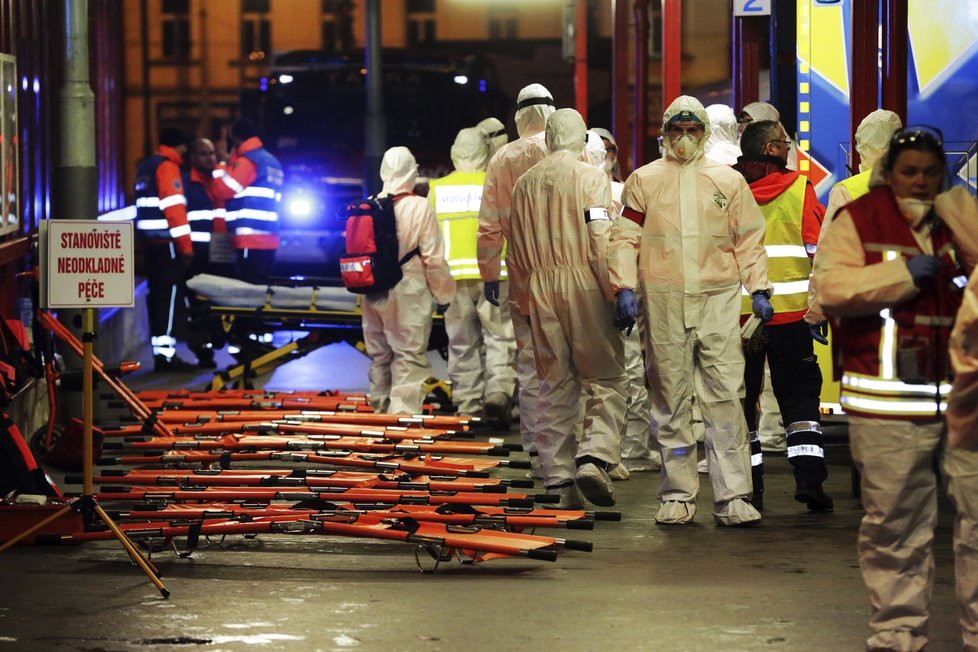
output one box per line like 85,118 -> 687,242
140,0 -> 151,155
661,0 -> 681,109
574,0 -> 588,123
54,0 -> 97,423
633,0 -> 648,166
881,0 -> 908,125
612,0 -> 630,172
850,0 -> 880,173
364,0 -> 385,196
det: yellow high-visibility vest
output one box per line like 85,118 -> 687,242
836,169 -> 871,201
742,175 -> 811,315
428,169 -> 506,280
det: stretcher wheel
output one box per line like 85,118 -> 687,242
29,424 -> 63,463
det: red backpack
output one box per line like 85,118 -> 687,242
339,193 -> 420,294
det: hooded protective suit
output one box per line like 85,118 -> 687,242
362,147 -> 455,414
429,128 -> 517,417
508,109 -> 628,503
705,104 -> 742,166
613,95 -> 771,525
477,83 -> 555,465
587,129 -> 658,472
741,101 -> 798,171
476,117 -> 509,158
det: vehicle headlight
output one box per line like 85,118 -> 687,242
289,198 -> 312,217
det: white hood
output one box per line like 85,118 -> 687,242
661,95 -> 711,165
585,129 -> 607,168
451,127 -> 490,173
742,101 -> 780,123
380,146 -> 418,195
476,116 -> 508,156
515,83 -> 555,138
545,108 -> 587,155
855,109 -> 903,172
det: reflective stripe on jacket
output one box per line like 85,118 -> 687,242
741,175 -> 811,319
429,169 -> 506,281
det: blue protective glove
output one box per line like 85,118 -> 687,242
615,289 -> 639,335
484,280 -> 500,306
906,255 -> 942,287
435,303 -> 450,315
752,292 -> 774,323
809,321 -> 828,345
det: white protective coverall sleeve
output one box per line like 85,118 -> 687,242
615,95 -> 767,524
362,147 -> 455,414
704,104 -> 742,166
508,109 -> 628,491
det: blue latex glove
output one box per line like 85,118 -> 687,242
615,289 -> 639,335
809,321 -> 828,345
906,255 -> 942,287
435,303 -> 450,315
752,292 -> 774,323
484,280 -> 500,306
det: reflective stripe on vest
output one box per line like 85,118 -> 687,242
429,170 -> 507,280
184,172 -> 216,242
134,154 -> 174,240
741,176 -> 810,315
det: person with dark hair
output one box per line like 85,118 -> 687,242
133,126 -> 196,372
814,126 -> 978,651
212,118 -> 284,284
733,119 -> 830,512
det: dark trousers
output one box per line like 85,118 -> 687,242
744,319 -> 827,488
236,249 -> 276,285
144,240 -> 186,344
186,243 -> 235,356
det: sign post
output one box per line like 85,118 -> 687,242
0,220 -> 170,597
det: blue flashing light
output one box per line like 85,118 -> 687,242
479,79 -> 486,93
260,77 -> 268,92
289,198 -> 312,217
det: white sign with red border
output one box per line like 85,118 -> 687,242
41,220 -> 135,308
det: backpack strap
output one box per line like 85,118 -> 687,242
399,247 -> 421,266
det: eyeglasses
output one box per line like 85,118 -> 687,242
768,139 -> 792,148
891,125 -> 944,148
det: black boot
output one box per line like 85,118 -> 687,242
795,482 -> 834,511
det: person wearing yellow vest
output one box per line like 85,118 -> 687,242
733,119 -> 831,512
429,128 -> 516,425
814,127 -> 978,652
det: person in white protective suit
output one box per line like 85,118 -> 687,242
507,109 -> 629,507
362,147 -> 456,415
806,111 -> 904,342
477,83 -> 556,477
704,104 -> 742,166
476,117 -> 509,159
825,109 -> 903,221
738,101 -> 797,171
428,128 -> 517,424
612,95 -> 773,526
585,130 -> 660,479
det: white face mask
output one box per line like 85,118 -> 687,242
672,134 -> 699,161
895,197 -> 934,224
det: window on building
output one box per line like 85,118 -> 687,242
161,0 -> 190,61
241,0 -> 271,61
322,0 -> 353,52
406,0 -> 435,47
488,9 -> 517,40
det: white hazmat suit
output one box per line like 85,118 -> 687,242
478,83 -> 556,471
508,109 -> 628,506
704,104 -> 742,166
476,117 -> 509,159
613,96 -> 772,525
362,147 -> 455,414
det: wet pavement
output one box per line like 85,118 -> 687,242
0,339 -> 966,651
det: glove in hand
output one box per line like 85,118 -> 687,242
809,321 -> 828,345
906,255 -> 942,287
752,292 -> 774,323
436,303 -> 450,315
483,280 -> 500,306
615,289 -> 639,335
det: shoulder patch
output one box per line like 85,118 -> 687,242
713,191 -> 728,209
172,179 -> 183,191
